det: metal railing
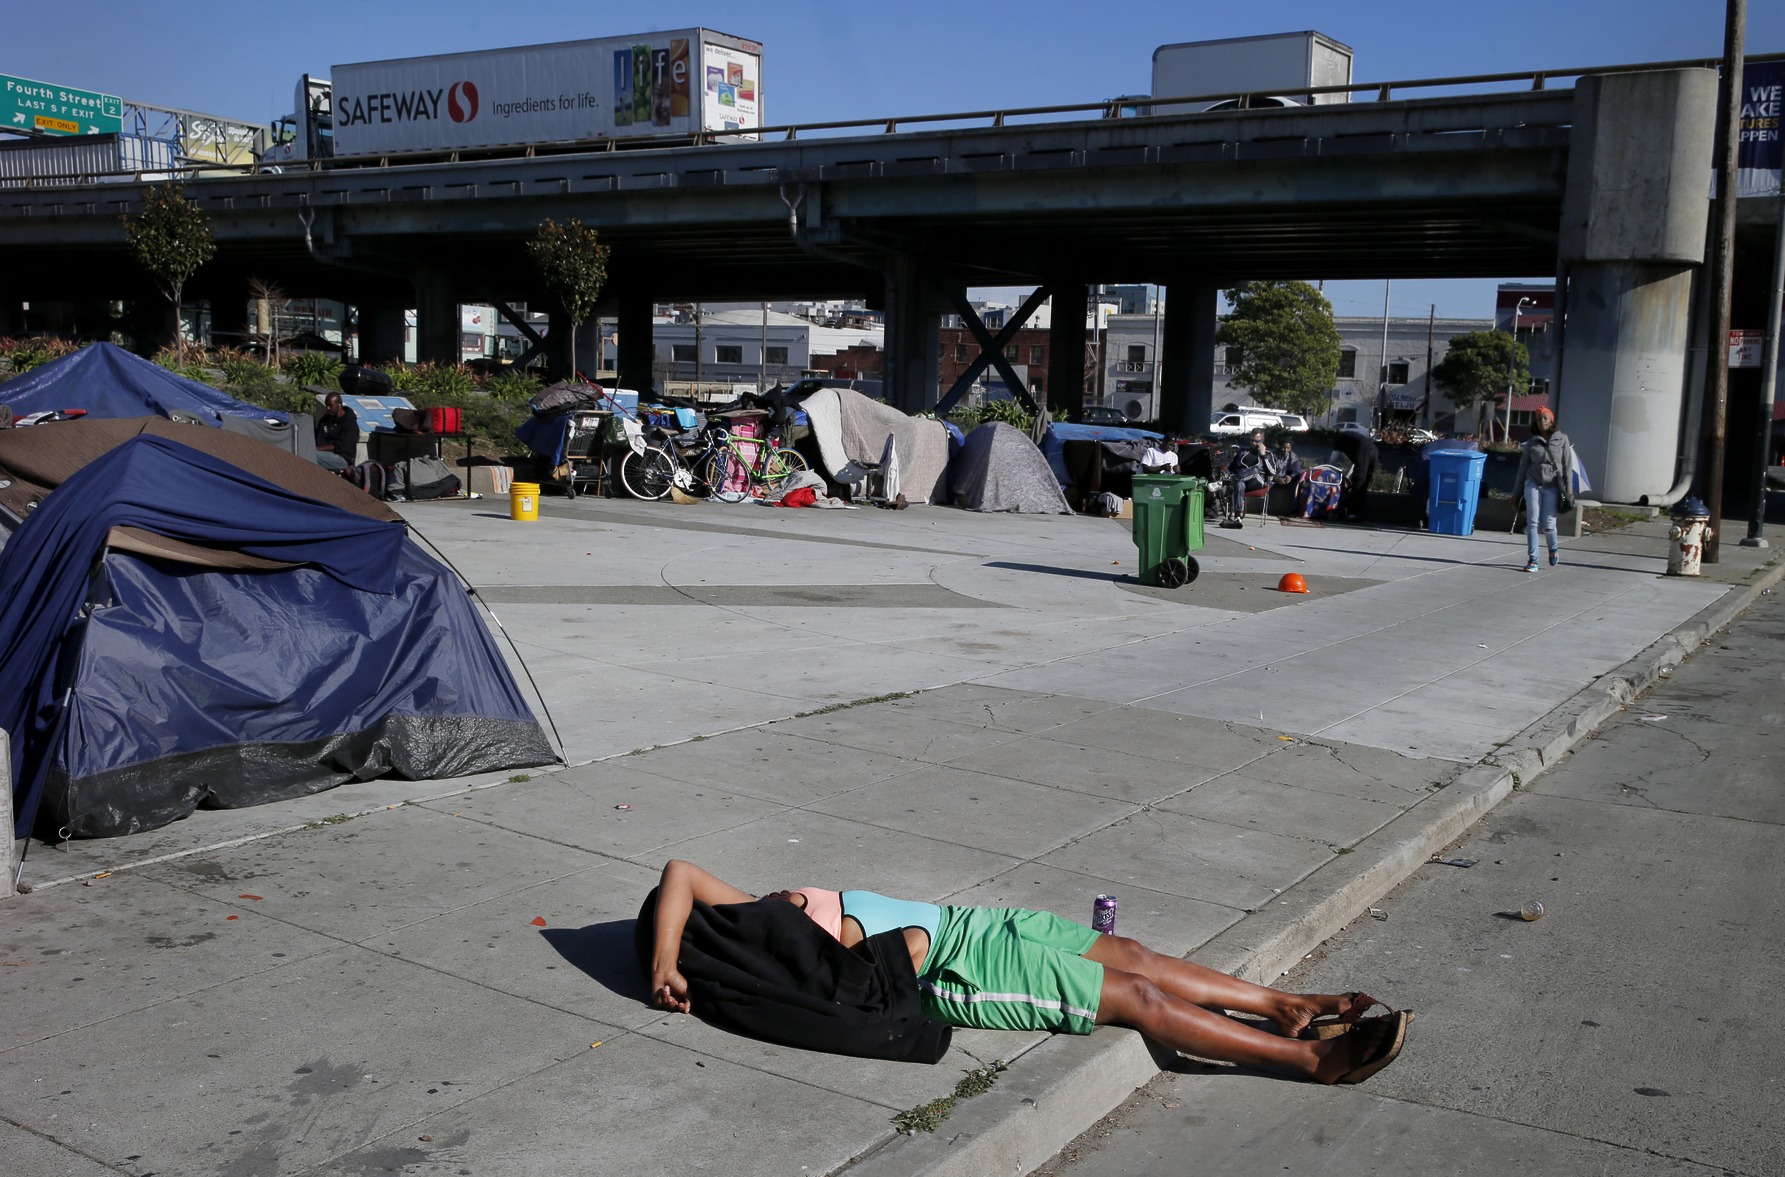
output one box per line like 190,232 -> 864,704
3,50 -> 1778,187
1114,360 -> 1152,374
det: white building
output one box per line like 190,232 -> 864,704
603,305 -> 885,391
1095,311 -> 1494,426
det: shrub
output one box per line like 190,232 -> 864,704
978,397 -> 1035,432
408,383 -> 527,449
0,336 -> 80,373
374,361 -> 422,392
373,360 -> 477,396
421,363 -> 477,397
283,351 -> 343,389
485,368 -> 542,403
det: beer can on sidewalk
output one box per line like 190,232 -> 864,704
1092,894 -> 1117,935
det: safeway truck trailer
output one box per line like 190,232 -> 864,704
324,29 -> 761,159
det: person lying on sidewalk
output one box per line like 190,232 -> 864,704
639,859 -> 1411,1083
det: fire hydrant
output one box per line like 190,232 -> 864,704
1667,497 -> 1713,576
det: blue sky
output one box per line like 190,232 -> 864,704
5,1 -> 1779,319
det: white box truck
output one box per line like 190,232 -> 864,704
1151,32 -> 1352,114
267,29 -> 761,163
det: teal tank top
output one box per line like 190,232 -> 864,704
840,890 -> 941,941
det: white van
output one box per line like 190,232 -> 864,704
1210,409 -> 1306,435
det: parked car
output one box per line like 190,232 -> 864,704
1077,405 -> 1131,426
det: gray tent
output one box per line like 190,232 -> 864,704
948,422 -> 1073,513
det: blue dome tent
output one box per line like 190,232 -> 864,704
0,430 -> 554,839
0,342 -> 289,425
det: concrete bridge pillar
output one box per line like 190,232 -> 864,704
1558,68 -> 1717,503
356,300 -> 409,366
1158,280 -> 1218,436
883,257 -> 943,413
413,270 -> 459,365
616,293 -> 655,396
0,285 -> 22,336
1046,282 -> 1088,413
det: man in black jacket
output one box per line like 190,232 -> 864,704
1331,427 -> 1379,522
314,393 -> 359,472
638,859 -> 1409,1083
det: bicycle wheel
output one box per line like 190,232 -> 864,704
620,446 -> 676,500
768,448 -> 809,478
703,449 -> 748,503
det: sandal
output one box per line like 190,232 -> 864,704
1299,1007 -> 1406,1043
1336,1010 -> 1412,1084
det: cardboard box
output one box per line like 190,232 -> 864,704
1116,498 -> 1133,519
468,465 -> 515,496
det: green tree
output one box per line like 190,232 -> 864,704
1430,330 -> 1529,442
525,218 -> 610,379
122,185 -> 216,357
1214,281 -> 1343,418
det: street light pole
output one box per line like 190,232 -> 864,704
1506,296 -> 1533,442
1376,279 -> 1391,431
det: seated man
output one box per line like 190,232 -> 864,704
1220,429 -> 1281,528
313,392 -> 359,472
1274,437 -> 1304,485
646,859 -> 1410,1084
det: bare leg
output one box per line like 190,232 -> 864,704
1084,934 -> 1378,1036
1096,966 -> 1378,1084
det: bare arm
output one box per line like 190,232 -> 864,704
650,860 -> 755,1013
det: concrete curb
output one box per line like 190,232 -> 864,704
842,560 -> 1785,1177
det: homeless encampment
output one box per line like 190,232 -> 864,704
948,422 -> 1072,513
0,341 -> 315,459
799,387 -> 950,504
0,427 -> 555,839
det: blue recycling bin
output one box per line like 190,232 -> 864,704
1427,449 -> 1488,536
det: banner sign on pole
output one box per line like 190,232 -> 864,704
1735,61 -> 1784,199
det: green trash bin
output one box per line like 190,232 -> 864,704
1130,474 -> 1206,587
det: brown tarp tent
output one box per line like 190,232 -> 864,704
0,417 -> 399,570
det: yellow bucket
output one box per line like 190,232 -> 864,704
509,482 -> 541,521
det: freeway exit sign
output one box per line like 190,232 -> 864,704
1,73 -> 122,136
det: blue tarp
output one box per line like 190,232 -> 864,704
1039,423 -> 1165,487
0,434 -> 552,838
0,342 -> 288,425
516,412 -> 575,466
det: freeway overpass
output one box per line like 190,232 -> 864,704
0,58 -> 1774,502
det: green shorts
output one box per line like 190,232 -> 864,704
917,905 -> 1104,1035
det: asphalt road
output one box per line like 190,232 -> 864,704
1031,589 -> 1784,1177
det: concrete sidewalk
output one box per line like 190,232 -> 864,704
2,501 -> 1776,1177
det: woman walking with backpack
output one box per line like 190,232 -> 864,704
1514,407 -> 1575,572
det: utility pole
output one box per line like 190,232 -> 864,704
1740,189 -> 1785,548
759,300 -> 768,394
1375,279 -> 1391,431
1423,304 -> 1435,428
1702,0 -> 1746,563
694,301 -> 704,389
1507,297 -> 1533,443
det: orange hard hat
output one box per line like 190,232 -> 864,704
1278,573 -> 1310,594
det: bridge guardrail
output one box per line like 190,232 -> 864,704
2,51 -> 1777,187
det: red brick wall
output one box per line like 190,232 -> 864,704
937,327 -> 1054,396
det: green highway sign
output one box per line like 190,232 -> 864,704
2,73 -> 123,136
